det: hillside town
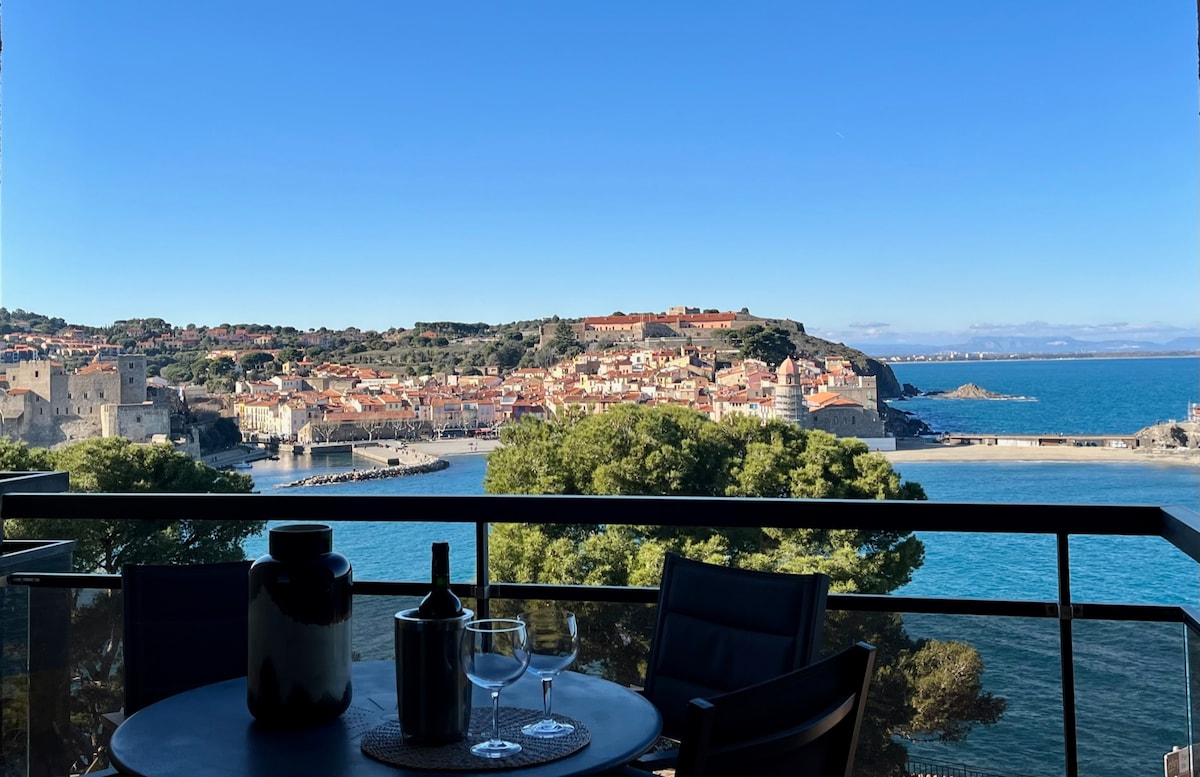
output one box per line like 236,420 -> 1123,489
0,307 -> 891,455
231,347 -> 885,447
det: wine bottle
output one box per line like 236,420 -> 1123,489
417,542 -> 463,618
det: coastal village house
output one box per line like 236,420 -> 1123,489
0,308 -> 889,450
224,345 -> 890,449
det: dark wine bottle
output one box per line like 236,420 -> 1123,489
417,542 -> 463,618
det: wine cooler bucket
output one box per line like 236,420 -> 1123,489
394,607 -> 474,745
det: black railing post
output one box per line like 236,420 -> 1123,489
1057,532 -> 1079,777
474,519 -> 490,619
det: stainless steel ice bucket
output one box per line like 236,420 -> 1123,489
394,607 -> 474,745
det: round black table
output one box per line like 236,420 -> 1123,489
110,661 -> 661,777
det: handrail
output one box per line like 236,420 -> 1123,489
3,489 -> 1199,777
2,490 -> 1196,555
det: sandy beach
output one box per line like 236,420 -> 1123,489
406,438 -> 503,457
882,437 -> 1200,467
407,435 -> 1199,467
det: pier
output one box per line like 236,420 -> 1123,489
941,433 -> 1139,449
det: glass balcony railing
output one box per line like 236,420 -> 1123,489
1,483 -> 1197,777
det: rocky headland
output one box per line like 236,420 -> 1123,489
1134,420 -> 1200,453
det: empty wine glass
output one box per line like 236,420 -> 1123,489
461,618 -> 532,758
517,609 -> 579,738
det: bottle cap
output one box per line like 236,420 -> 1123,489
269,524 -> 333,559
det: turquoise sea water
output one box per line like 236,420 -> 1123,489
240,357 -> 1200,777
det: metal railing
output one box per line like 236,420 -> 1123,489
2,487 -> 1199,777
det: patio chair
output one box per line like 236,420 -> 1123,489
121,560 -> 252,717
632,553 -> 830,771
672,641 -> 877,777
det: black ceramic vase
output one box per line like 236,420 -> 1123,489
247,524 -> 353,727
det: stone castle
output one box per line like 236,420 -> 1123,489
0,354 -> 170,448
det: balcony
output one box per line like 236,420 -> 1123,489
1,480 -> 1197,777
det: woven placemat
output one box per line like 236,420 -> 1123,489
361,706 -> 590,771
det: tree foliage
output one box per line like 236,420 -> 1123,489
0,435 -> 265,773
483,405 -> 1003,776
548,321 -> 584,360
1,436 -> 261,573
727,323 -> 796,366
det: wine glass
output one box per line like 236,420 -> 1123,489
461,618 -> 532,758
517,609 -> 579,738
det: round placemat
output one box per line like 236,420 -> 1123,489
361,706 -> 590,771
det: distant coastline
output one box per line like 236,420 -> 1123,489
876,352 -> 1200,364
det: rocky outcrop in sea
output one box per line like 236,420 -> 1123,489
927,383 -> 1023,400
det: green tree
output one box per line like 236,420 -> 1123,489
3,437 -> 260,573
0,436 -> 264,773
733,323 -> 795,366
482,405 -> 1003,776
162,363 -> 194,384
240,351 -> 274,372
548,321 -> 583,359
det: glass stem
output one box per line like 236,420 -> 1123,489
541,676 -> 554,722
490,690 -> 501,744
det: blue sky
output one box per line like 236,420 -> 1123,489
1,2 -> 1196,346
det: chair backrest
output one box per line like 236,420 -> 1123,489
642,553 -> 830,739
122,560 -> 252,716
675,642 -> 876,777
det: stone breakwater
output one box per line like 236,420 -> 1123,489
276,449 -> 449,488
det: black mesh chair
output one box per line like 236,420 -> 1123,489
121,560 -> 252,716
633,553 -> 830,771
672,642 -> 876,777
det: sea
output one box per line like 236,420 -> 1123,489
241,356 -> 1200,777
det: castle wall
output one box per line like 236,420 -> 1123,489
810,406 -> 885,438
101,403 -> 170,442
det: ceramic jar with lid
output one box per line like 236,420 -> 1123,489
247,524 -> 353,727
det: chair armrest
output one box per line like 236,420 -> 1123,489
628,740 -> 679,772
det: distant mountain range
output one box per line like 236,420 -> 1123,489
852,335 -> 1200,358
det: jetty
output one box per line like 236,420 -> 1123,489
276,442 -> 449,488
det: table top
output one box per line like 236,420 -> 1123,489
110,660 -> 661,777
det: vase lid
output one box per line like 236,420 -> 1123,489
268,524 -> 333,559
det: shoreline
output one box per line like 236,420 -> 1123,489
881,438 -> 1200,467
406,438 -> 503,457
403,435 -> 1199,468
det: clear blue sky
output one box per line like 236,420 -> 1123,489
1,2 -> 1196,346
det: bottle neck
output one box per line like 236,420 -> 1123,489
431,545 -> 451,588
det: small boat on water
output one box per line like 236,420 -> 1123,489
230,461 -> 253,470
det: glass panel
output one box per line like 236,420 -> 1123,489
244,520 -> 480,583
1186,622 -> 1200,777
1069,535 -> 1199,606
351,593 -> 424,661
1074,619 -> 1190,777
490,598 -> 656,687
896,532 -> 1059,601
896,612 -> 1065,777
1,580 -> 31,777
5,584 -> 123,777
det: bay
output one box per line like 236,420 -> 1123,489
239,356 -> 1200,777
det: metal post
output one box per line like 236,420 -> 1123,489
474,520 -> 490,620
1057,532 -> 1079,777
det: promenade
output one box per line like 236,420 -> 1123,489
402,436 -> 1200,467
883,437 -> 1200,467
